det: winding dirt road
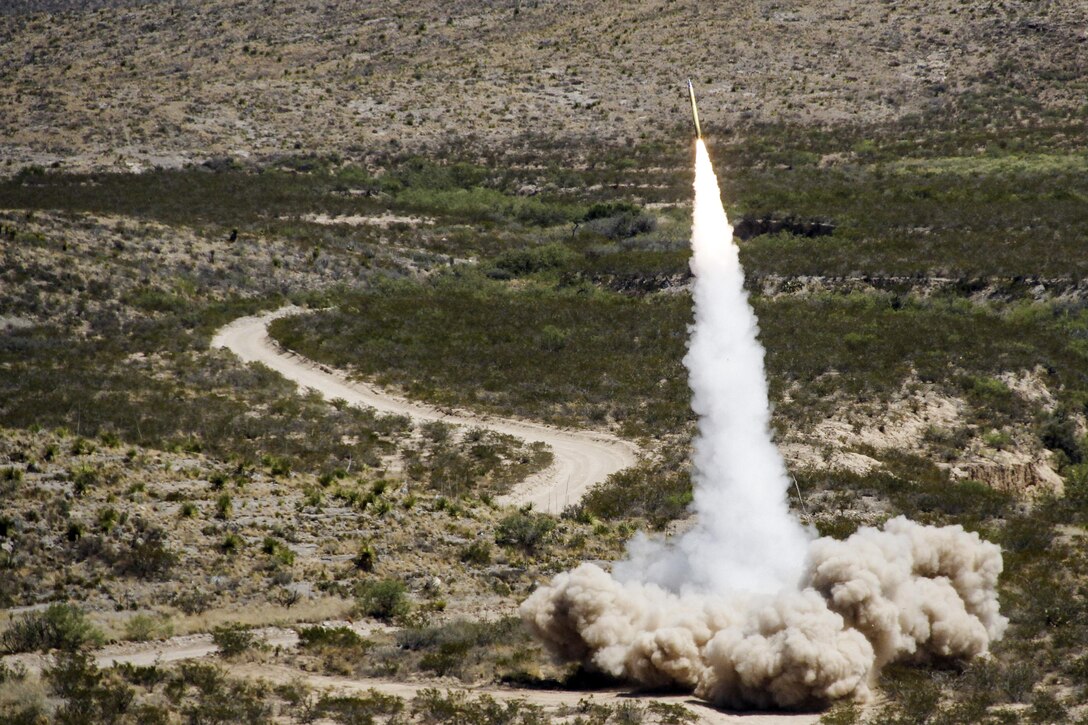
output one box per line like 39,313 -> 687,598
211,306 -> 640,514
0,310 -> 820,725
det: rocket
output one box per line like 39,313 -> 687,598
687,79 -> 702,139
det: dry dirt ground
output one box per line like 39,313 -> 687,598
5,638 -> 821,725
2,0 -> 1086,173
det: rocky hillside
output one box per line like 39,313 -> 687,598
2,0 -> 1086,173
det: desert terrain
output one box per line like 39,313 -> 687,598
1,0 -> 1087,723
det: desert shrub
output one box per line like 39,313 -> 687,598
69,438 -> 94,455
356,579 -> 409,621
494,511 -> 556,553
312,690 -> 405,723
1062,464 -> 1088,512
999,515 -> 1055,556
1027,690 -> 1067,724
69,464 -> 98,495
172,589 -> 213,615
539,325 -> 569,352
297,625 -> 370,675
266,456 -> 291,477
578,456 -> 691,527
0,467 -> 23,483
582,201 -> 640,221
646,702 -> 698,724
0,603 -> 103,654
212,623 -> 262,658
166,661 -> 273,723
267,277 -> 692,438
297,626 -> 365,650
113,662 -> 166,689
1039,410 -> 1084,465
0,660 -> 27,685
45,651 -> 134,725
876,665 -> 944,722
215,493 -> 232,519
0,659 -> 43,725
961,656 -> 1040,704
220,532 -> 244,554
818,701 -> 861,725
96,507 -> 121,533
397,618 -> 525,680
460,539 -> 492,566
411,688 -> 545,725
353,542 -> 377,572
583,209 -> 657,241
261,537 -> 295,567
114,523 -> 176,579
123,614 -> 173,642
493,243 -> 575,277
178,501 -> 197,518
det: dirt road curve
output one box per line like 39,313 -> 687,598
211,306 -> 641,514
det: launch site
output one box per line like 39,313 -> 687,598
1,1 -> 1087,723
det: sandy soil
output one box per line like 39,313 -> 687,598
2,629 -> 819,725
211,307 -> 641,514
237,663 -> 823,725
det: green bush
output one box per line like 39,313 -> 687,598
45,651 -> 135,725
165,661 -> 273,723
219,533 -> 244,554
1039,411 -> 1084,465
493,243 -> 575,277
494,511 -> 555,553
260,537 -> 295,567
460,539 -> 492,566
123,614 -> 173,643
211,623 -> 261,658
215,493 -> 232,520
297,625 -> 365,650
353,542 -> 377,572
578,455 -> 691,526
115,523 -> 177,579
356,579 -> 409,621
312,690 -> 404,723
411,688 -> 545,725
396,618 -> 526,680
0,603 -> 103,654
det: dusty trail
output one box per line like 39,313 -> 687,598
2,630 -> 817,725
211,306 -> 640,514
235,663 -> 822,725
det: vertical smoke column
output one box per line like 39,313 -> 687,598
616,139 -> 810,595
522,138 -> 1008,707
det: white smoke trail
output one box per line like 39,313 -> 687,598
613,138 -> 811,596
520,139 -> 1008,708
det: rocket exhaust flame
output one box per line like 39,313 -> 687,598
520,131 -> 1008,709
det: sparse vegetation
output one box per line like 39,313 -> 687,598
2,7 -> 1087,719
0,603 -> 103,654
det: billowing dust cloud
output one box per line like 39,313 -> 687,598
520,139 -> 1007,709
